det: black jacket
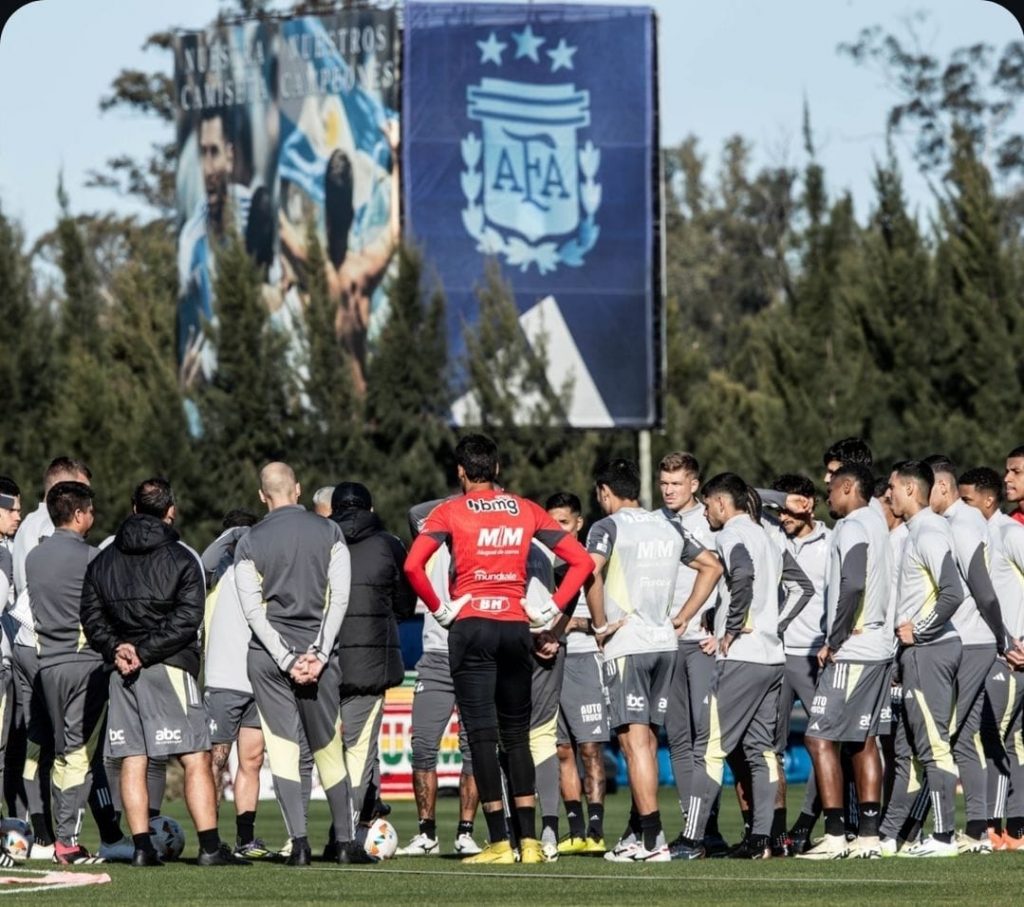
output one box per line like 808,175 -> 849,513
81,514 -> 204,677
334,509 -> 414,695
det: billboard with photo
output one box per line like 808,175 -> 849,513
173,10 -> 399,401
404,2 -> 660,428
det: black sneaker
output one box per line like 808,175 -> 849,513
726,836 -> 771,860
373,798 -> 392,819
131,848 -> 164,867
286,840 -> 312,867
702,834 -> 730,858
668,837 -> 705,861
197,843 -> 252,866
335,841 -> 374,865
771,834 -> 793,857
322,840 -> 340,862
788,829 -> 813,855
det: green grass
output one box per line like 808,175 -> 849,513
6,786 -> 1010,905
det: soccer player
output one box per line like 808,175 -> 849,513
656,452 -> 725,853
233,463 -> 355,866
822,438 -> 873,487
397,496 -> 481,858
28,482 -> 129,864
589,459 -> 722,863
201,509 -> 272,859
878,461 -> 964,857
924,456 -> 1004,853
403,434 -> 592,865
10,456 -> 92,856
0,475 -> 21,822
761,474 -> 831,855
82,477 -> 246,867
670,473 -> 795,860
1004,446 -> 1024,526
958,467 -> 1024,849
330,483 -> 414,836
548,493 -> 608,856
797,463 -> 894,860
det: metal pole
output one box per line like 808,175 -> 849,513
639,429 -> 652,509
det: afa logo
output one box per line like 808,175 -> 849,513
461,25 -> 601,274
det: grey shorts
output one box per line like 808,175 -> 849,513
807,660 -> 893,742
107,664 -> 210,758
410,650 -> 472,772
557,652 -> 608,744
204,687 -> 260,746
531,645 -> 566,730
604,651 -> 674,730
776,653 -> 820,753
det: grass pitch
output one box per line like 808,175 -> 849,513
2,786 -> 1009,906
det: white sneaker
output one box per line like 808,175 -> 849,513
604,840 -> 640,862
398,832 -> 439,856
541,840 -> 559,862
97,836 -> 135,862
956,831 -> 993,855
453,833 -> 482,856
879,837 -> 898,857
796,834 -> 850,860
846,835 -> 881,859
27,842 -> 55,861
631,843 -> 670,862
898,835 -> 958,858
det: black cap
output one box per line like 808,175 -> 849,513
332,481 -> 372,512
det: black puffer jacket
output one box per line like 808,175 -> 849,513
334,509 -> 415,695
81,514 -> 204,677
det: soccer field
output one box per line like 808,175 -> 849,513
5,786 -> 1009,905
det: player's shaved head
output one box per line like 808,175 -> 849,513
259,462 -> 299,508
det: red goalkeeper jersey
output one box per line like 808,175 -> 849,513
404,490 -> 592,623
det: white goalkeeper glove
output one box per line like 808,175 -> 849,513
434,593 -> 471,629
521,577 -> 561,629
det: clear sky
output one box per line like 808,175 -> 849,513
0,0 -> 1020,242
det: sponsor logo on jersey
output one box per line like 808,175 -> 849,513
656,697 -> 668,711
155,727 -> 183,745
626,693 -> 645,710
580,703 -> 602,722
467,496 -> 520,516
471,597 -> 511,613
108,728 -> 126,745
858,714 -> 871,729
473,569 -> 520,583
476,526 -> 524,548
637,539 -> 675,560
810,694 -> 827,716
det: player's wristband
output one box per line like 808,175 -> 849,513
591,623 -> 608,636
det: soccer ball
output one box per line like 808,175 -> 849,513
148,815 -> 186,860
363,819 -> 398,861
0,819 -> 33,862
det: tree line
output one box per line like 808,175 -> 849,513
1,12 -> 1022,548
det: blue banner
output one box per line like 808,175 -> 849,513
404,2 -> 658,428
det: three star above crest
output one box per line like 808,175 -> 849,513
476,26 -> 576,71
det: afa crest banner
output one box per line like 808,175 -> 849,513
404,2 -> 659,428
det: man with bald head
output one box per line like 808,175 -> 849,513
234,463 -> 358,866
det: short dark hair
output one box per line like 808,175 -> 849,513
831,462 -> 874,502
923,454 -> 957,483
891,460 -> 934,499
132,477 -> 175,519
771,473 -> 815,499
332,481 -> 373,513
0,475 -> 20,499
222,508 -> 259,530
659,451 -> 700,477
594,459 -> 641,502
199,105 -> 232,141
701,472 -> 750,511
46,481 -> 93,528
43,457 -> 91,491
455,434 -> 499,483
1009,446 -> 1024,459
872,477 -> 889,499
545,491 -> 582,514
958,466 -> 1003,501
823,437 -> 873,469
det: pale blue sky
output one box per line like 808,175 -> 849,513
0,0 -> 1020,242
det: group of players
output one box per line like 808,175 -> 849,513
1,432 -> 1024,867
